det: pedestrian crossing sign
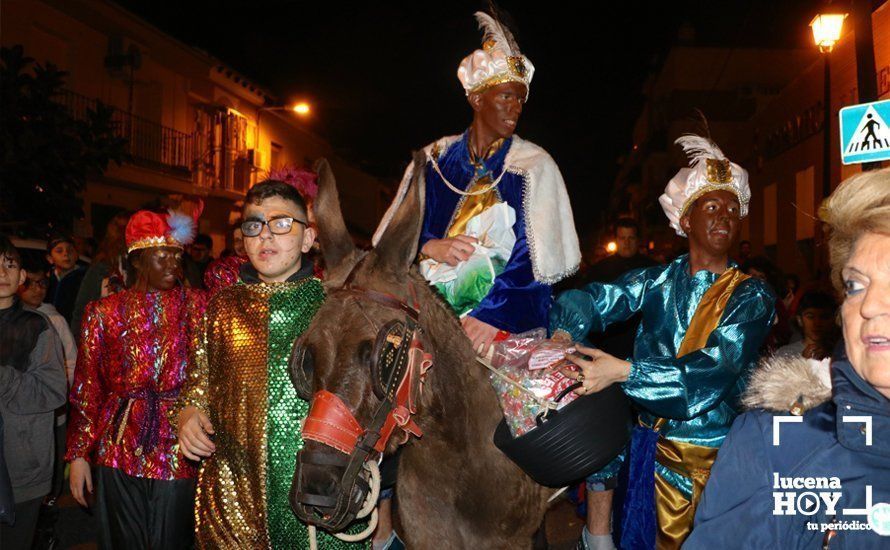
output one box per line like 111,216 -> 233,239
839,99 -> 890,165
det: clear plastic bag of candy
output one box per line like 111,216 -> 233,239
488,330 -> 581,437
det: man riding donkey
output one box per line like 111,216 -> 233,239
371,9 -> 581,549
551,135 -> 775,549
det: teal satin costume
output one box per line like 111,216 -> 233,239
550,254 -> 775,498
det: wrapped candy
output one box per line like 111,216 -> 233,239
488,331 -> 582,437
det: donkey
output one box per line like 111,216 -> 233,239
289,155 -> 554,549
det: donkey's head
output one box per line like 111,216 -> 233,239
289,154 -> 431,531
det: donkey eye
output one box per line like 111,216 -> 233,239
357,341 -> 372,369
289,344 -> 315,401
301,347 -> 315,378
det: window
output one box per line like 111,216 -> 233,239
192,105 -> 250,191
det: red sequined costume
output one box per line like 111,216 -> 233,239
66,287 -> 207,480
203,254 -> 248,296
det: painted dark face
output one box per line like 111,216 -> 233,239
135,246 -> 182,291
680,190 -> 741,258
470,81 -> 527,140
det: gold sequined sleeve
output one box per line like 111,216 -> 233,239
170,303 -> 211,432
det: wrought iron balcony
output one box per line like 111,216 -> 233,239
55,89 -> 194,178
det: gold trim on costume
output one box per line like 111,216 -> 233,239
507,56 -> 528,78
654,438 -> 720,550
446,178 -> 501,239
127,236 -> 183,254
677,268 -> 750,357
677,184 -> 744,220
705,158 -> 732,184
468,73 -> 529,95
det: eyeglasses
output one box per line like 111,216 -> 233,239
241,217 -> 308,238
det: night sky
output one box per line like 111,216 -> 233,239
117,0 -> 819,233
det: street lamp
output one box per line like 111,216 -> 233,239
810,11 -> 846,198
810,13 -> 847,52
254,102 -> 313,170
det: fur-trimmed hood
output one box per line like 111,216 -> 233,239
742,355 -> 832,413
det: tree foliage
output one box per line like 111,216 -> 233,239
0,45 -> 128,234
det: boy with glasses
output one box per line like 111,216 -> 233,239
19,256 -> 76,389
177,177 -> 365,548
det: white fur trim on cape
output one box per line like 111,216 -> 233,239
372,135 -> 581,285
742,355 -> 832,413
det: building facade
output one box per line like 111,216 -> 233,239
610,3 -> 889,279
1,0 -> 391,251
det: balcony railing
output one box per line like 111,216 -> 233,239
55,89 -> 194,177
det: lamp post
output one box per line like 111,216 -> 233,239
810,11 -> 846,280
809,12 -> 847,197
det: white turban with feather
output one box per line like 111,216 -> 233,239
659,134 -> 751,237
457,12 -> 534,99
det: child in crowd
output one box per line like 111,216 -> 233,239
45,235 -> 87,324
0,236 -> 66,550
774,290 -> 838,361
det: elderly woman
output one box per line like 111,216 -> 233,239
685,169 -> 890,549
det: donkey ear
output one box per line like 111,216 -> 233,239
372,151 -> 426,273
313,158 -> 356,270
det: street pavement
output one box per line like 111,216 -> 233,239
50,482 -> 582,549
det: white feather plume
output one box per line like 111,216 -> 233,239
474,11 -> 518,56
675,134 -> 726,168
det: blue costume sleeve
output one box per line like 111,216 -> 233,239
623,282 -> 775,420
469,231 -> 551,334
549,267 -> 659,342
685,411 -> 776,549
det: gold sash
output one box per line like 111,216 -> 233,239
446,178 -> 500,239
652,267 -> 749,549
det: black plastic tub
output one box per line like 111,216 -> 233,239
493,383 -> 632,487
